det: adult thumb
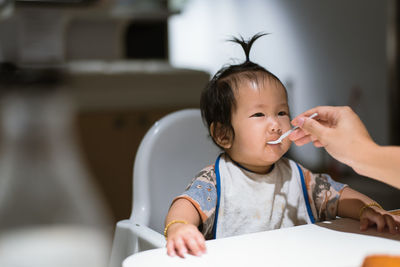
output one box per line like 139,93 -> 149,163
300,117 -> 326,140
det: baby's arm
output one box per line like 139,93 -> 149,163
338,187 -> 400,233
165,198 -> 206,257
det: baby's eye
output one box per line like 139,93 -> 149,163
251,112 -> 265,117
278,111 -> 288,116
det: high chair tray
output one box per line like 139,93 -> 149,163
123,217 -> 400,267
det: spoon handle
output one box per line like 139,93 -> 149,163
267,112 -> 318,144
284,113 -> 318,137
279,126 -> 298,140
284,113 -> 318,138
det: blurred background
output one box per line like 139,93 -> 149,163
0,0 -> 399,266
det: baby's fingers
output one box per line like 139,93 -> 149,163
195,234 -> 207,254
384,214 -> 399,234
174,237 -> 188,258
375,215 -> 387,232
360,209 -> 386,232
166,239 -> 176,257
185,236 -> 203,256
360,217 -> 369,231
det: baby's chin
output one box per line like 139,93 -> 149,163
262,155 -> 283,166
262,151 -> 289,165
257,152 -> 285,166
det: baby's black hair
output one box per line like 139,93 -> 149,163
200,32 -> 287,149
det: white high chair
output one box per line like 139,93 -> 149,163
109,109 -> 220,267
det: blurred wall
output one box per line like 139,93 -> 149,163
168,0 -> 389,170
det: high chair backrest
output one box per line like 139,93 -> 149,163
131,109 -> 220,234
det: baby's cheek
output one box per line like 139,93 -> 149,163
279,118 -> 291,131
281,138 -> 292,150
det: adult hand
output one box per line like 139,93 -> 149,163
289,106 -> 375,170
289,105 -> 400,189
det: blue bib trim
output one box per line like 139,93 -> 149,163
296,163 -> 315,223
212,154 -> 222,239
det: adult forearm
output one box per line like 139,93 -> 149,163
352,143 -> 400,189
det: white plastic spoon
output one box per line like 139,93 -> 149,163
267,112 -> 318,144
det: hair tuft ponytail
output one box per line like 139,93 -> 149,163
229,32 -> 268,62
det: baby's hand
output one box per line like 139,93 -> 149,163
166,223 -> 206,258
360,206 -> 400,234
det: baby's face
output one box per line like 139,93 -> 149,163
226,78 -> 292,173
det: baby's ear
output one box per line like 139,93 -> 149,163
210,122 -> 232,149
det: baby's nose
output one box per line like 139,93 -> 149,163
271,127 -> 282,135
268,117 -> 282,133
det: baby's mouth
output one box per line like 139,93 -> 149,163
267,136 -> 281,144
267,142 -> 281,146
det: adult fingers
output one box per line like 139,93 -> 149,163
313,140 -> 324,147
288,128 -> 307,142
292,135 -> 313,146
298,116 -> 327,141
308,134 -> 324,147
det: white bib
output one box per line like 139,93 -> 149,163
214,154 -> 314,239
